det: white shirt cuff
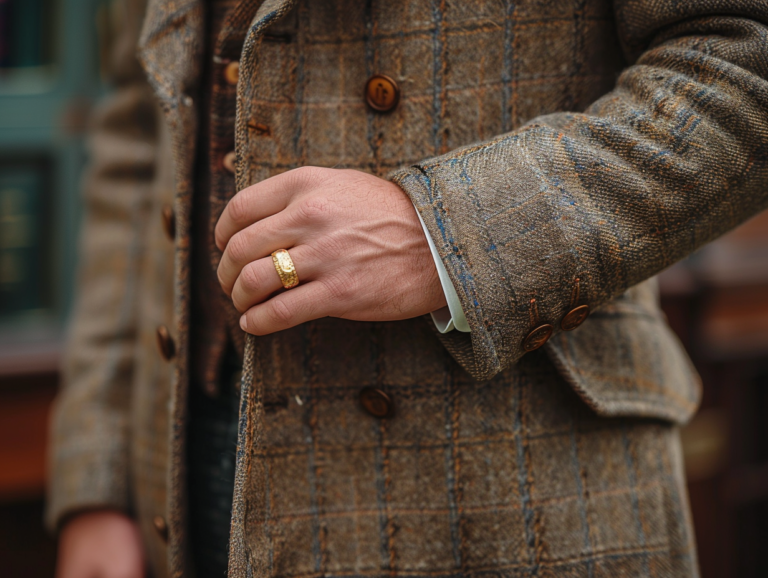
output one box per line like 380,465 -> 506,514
416,212 -> 470,334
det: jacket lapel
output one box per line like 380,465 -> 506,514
137,0 -> 204,105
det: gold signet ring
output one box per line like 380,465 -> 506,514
271,249 -> 299,289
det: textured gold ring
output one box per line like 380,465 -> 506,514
271,249 -> 299,289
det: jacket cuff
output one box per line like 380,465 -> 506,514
46,434 -> 131,533
390,139 -> 558,381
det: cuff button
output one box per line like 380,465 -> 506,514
523,324 -> 553,352
561,305 -> 590,331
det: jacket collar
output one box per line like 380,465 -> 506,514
137,0 -> 205,107
136,0 -> 296,107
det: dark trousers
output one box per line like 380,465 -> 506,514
187,358 -> 241,577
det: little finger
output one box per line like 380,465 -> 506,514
239,281 -> 334,335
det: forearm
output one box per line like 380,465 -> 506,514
47,0 -> 158,531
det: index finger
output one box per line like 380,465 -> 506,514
215,167 -> 313,251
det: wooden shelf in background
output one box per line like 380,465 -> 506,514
0,374 -> 58,502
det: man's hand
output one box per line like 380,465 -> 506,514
216,167 -> 446,335
56,510 -> 145,578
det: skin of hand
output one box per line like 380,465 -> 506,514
216,166 -> 447,335
56,510 -> 146,578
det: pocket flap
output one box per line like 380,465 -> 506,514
545,304 -> 701,425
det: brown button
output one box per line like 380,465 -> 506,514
561,305 -> 590,331
222,151 -> 236,173
153,515 -> 168,543
523,324 -> 553,352
360,387 -> 394,418
156,325 -> 176,361
161,204 -> 175,241
224,61 -> 240,85
364,74 -> 400,112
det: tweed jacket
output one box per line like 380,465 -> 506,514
48,0 -> 768,576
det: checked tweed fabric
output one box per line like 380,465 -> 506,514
46,0 -> 768,576
236,323 -> 697,578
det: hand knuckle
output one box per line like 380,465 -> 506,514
297,197 -> 331,222
240,262 -> 261,292
227,232 -> 249,264
269,298 -> 294,325
322,273 -> 353,301
295,165 -> 333,188
232,296 -> 248,314
214,226 -> 227,250
285,166 -> 309,189
296,165 -> 320,181
232,270 -> 257,312
216,265 -> 228,288
227,192 -> 249,224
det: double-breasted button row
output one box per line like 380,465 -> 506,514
225,65 -> 401,110
157,61 -> 236,366
522,305 -> 591,352
158,206 -> 176,361
360,387 -> 394,418
243,73 -> 398,153
222,151 -> 236,173
365,74 -> 400,113
224,60 -> 239,86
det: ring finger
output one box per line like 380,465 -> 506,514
230,245 -> 318,313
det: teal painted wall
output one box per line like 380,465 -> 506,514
0,0 -> 109,345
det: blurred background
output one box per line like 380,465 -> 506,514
0,1 -> 767,576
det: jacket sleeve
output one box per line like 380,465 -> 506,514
46,0 -> 156,531
391,0 -> 768,381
